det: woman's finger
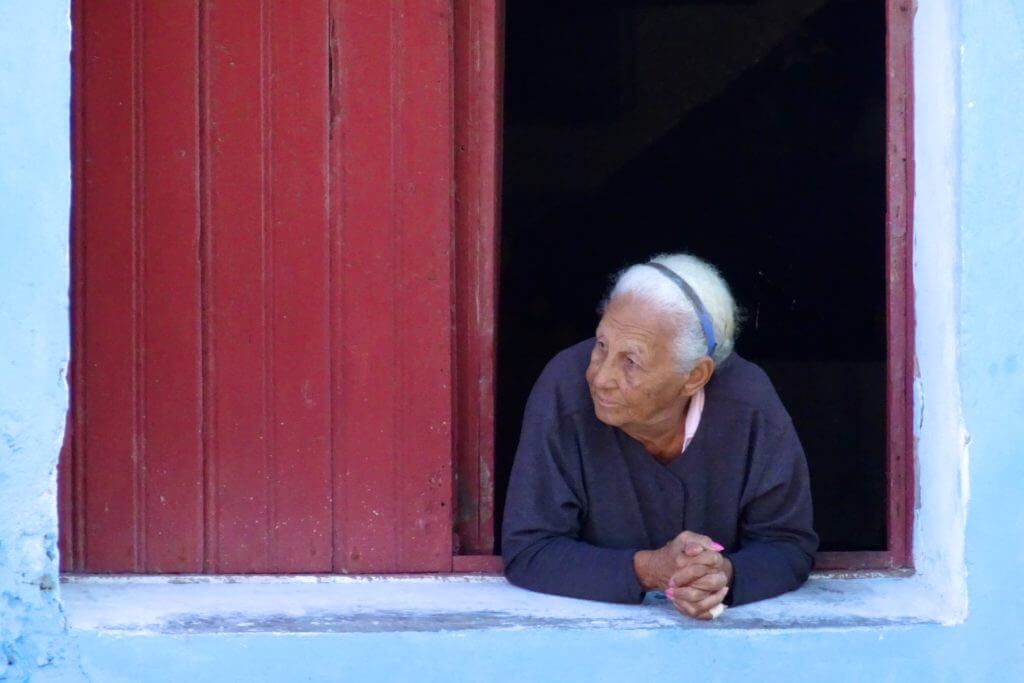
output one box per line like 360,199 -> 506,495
690,570 -> 728,592
667,562 -> 713,588
690,549 -> 724,568
683,541 -> 704,556
692,587 -> 730,620
675,548 -> 723,571
676,530 -> 718,551
668,585 -> 711,604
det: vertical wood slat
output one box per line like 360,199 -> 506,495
394,0 -> 456,572
453,0 -> 502,556
205,0 -> 271,571
205,0 -> 332,572
264,0 -> 332,572
74,0 -> 204,572
199,0 -> 215,575
140,0 -> 203,572
79,0 -> 140,571
331,0 -> 455,572
331,0 -> 397,571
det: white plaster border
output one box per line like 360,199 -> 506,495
907,0 -> 968,624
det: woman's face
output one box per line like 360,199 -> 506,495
585,294 -> 692,433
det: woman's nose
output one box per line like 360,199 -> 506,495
592,358 -> 617,389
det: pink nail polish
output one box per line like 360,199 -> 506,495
666,588 -> 674,599
711,542 -> 725,551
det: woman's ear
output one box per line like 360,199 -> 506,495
682,356 -> 715,397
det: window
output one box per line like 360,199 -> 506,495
59,0 -> 911,575
493,0 -> 913,570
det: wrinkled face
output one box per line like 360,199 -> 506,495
585,294 -> 690,432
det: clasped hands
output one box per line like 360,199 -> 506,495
633,531 -> 733,620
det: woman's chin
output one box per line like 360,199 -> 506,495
592,401 -> 626,427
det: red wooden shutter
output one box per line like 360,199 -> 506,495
62,0 -> 455,573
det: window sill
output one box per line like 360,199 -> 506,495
61,571 -> 951,634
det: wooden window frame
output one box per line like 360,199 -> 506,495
452,0 -> 915,573
60,0 -> 912,576
451,0 -> 504,572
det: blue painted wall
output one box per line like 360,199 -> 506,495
2,1 -> 1023,681
957,0 -> 1024,654
0,2 -> 76,682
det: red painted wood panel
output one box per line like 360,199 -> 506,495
451,554 -> 502,574
204,0 -> 272,571
814,551 -> 905,572
390,0 -> 456,571
453,0 -> 503,555
79,0 -> 142,571
330,0 -> 396,572
64,0 -> 456,574
138,0 -> 204,572
73,0 -> 205,572
330,0 -> 454,572
263,0 -> 332,573
204,0 -> 332,573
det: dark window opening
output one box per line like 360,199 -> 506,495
496,0 -> 888,556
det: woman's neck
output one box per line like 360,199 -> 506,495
625,398 -> 691,464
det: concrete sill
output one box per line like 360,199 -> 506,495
61,573 -> 948,634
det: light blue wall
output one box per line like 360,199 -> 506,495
957,0 -> 1024,646
0,2 -> 77,682
2,1 -> 1023,681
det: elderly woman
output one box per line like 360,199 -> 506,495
501,253 -> 818,619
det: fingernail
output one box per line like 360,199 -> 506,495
711,542 -> 725,551
666,588 -> 674,599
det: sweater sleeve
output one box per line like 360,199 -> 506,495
723,419 -> 818,607
501,376 -> 646,604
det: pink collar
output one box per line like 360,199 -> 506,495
681,387 -> 705,454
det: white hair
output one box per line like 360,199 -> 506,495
602,253 -> 739,371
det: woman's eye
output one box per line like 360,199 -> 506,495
625,356 -> 638,368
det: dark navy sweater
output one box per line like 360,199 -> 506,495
501,339 -> 818,606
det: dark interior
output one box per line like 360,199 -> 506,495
497,0 -> 887,553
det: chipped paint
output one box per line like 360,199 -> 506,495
0,2 -> 77,682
